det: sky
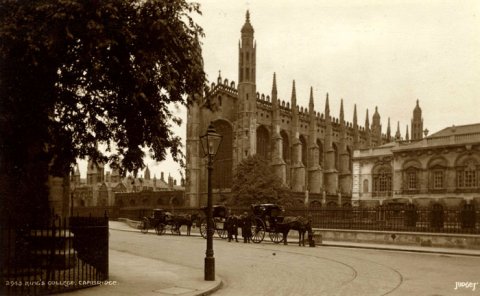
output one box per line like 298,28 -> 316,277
79,0 -> 480,181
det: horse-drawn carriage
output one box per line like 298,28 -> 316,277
140,208 -> 180,235
249,203 -> 286,243
199,205 -> 229,239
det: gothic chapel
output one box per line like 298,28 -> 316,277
185,11 -> 418,207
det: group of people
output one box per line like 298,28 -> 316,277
225,212 -> 253,243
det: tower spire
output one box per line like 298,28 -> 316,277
272,72 -> 277,95
325,93 -> 330,117
340,98 -> 344,122
386,117 -> 391,142
309,86 -> 314,110
353,104 -> 358,126
291,80 -> 297,107
395,121 -> 401,140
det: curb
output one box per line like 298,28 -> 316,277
319,242 -> 480,257
198,279 -> 223,296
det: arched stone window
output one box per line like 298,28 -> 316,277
372,164 -> 392,197
428,157 -> 448,192
363,179 -> 369,194
256,125 -> 270,160
281,130 -> 290,163
212,120 -> 233,189
317,139 -> 323,166
402,159 -> 422,194
299,135 -> 307,166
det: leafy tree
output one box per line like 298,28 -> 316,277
231,155 -> 290,206
0,0 -> 205,225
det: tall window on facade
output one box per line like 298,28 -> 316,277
363,179 -> 369,194
428,158 -> 447,191
212,120 -> 233,189
347,146 -> 353,172
300,135 -> 307,166
457,161 -> 478,188
433,170 -> 444,189
332,143 -> 339,170
373,167 -> 392,197
407,169 -> 417,190
317,139 -> 323,166
256,125 -> 270,160
281,131 -> 290,163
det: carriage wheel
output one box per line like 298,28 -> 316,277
251,217 -> 265,243
171,225 -> 180,235
140,219 -> 149,234
269,230 -> 283,244
155,224 -> 166,235
216,220 -> 228,239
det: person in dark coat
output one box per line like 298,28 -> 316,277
242,212 -> 252,243
227,215 -> 239,242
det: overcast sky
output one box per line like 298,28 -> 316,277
80,0 -> 480,181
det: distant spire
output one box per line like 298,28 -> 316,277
325,93 -> 330,116
272,72 -> 277,95
291,80 -> 297,106
309,87 -> 314,107
395,121 -> 401,140
386,117 -> 391,141
365,109 -> 370,127
339,99 -> 344,121
406,125 -> 410,141
353,104 -> 358,127
241,10 -> 254,34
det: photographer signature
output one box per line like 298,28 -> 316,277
454,281 -> 478,292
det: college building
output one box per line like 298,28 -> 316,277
185,11 -> 423,207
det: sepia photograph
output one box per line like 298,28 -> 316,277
1,0 -> 479,295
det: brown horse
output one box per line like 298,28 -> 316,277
172,213 -> 199,236
276,216 -> 312,246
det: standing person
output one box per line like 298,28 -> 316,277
226,215 -> 233,242
242,212 -> 252,243
231,215 -> 239,242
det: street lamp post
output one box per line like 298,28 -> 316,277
200,123 -> 222,281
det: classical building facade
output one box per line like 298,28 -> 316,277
352,103 -> 480,208
186,11 -> 401,207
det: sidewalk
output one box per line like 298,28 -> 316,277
59,221 -> 222,296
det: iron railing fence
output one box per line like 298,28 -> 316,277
116,204 -> 479,234
1,214 -> 109,295
300,206 -> 479,234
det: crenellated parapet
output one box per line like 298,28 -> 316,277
207,77 -> 238,97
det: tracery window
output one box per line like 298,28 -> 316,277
457,161 -> 478,189
256,125 -> 270,161
281,131 -> 290,163
373,167 -> 392,197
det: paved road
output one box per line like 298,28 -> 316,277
111,228 -> 480,296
